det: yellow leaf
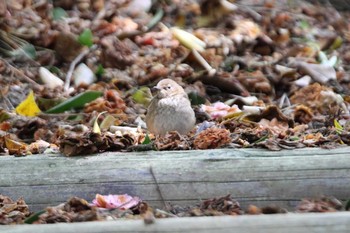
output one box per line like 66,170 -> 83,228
100,114 -> 116,131
171,27 -> 206,52
4,136 -> 27,155
15,91 -> 41,117
93,111 -> 107,134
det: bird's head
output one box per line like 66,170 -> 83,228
152,79 -> 185,99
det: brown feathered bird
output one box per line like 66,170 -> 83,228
146,79 -> 196,136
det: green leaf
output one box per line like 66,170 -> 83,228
45,91 -> 102,113
329,37 -> 343,51
24,210 -> 46,224
345,199 -> 350,211
52,7 -> 67,21
146,8 -> 164,30
142,133 -> 152,145
289,136 -> 300,141
334,119 -> 343,134
48,66 -> 61,75
188,92 -> 206,106
132,87 -> 152,107
78,29 -> 93,47
299,19 -> 310,30
95,64 -> 105,77
10,43 -> 36,59
0,109 -> 11,122
36,96 -> 65,111
253,135 -> 269,144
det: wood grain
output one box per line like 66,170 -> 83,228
1,147 -> 349,211
2,212 -> 350,233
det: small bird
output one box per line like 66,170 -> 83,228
146,79 -> 196,136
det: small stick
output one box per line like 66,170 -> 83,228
149,166 -> 169,211
64,45 -> 97,92
1,58 -> 42,91
191,49 -> 216,76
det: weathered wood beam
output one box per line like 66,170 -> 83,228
1,147 -> 350,211
2,212 -> 350,233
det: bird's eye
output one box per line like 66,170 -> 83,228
165,85 -> 171,90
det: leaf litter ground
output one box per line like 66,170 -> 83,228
1,0 -> 350,225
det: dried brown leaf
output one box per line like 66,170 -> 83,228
193,128 -> 231,149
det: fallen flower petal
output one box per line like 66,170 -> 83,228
200,102 -> 241,119
91,194 -> 141,210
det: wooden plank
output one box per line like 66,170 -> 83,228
2,212 -> 350,233
1,148 -> 350,211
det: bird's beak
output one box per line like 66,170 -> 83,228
150,86 -> 160,95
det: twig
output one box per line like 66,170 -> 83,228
155,209 -> 178,218
117,8 -> 164,40
149,166 -> 169,211
225,55 -> 282,69
279,93 -> 291,109
1,58 -> 42,91
64,44 -> 97,92
191,49 -> 216,76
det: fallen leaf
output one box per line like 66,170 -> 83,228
15,90 -> 41,117
46,91 -> 103,113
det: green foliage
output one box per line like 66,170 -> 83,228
45,91 -> 103,113
345,199 -> 350,211
48,66 -> 61,75
95,64 -> 105,77
188,92 -> 206,105
329,37 -> 343,51
10,43 -> 36,59
52,7 -> 67,21
146,8 -> 164,29
36,96 -> 64,111
0,109 -> 10,122
24,210 -> 46,224
132,87 -> 152,107
299,19 -> 310,30
334,119 -> 343,134
142,133 -> 152,145
78,29 -> 94,47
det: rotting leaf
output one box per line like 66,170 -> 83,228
4,136 -> 28,155
46,91 -> 103,114
297,62 -> 336,84
193,128 -> 231,149
154,131 -> 190,150
15,90 -> 41,117
99,114 -> 116,131
0,195 -> 30,224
